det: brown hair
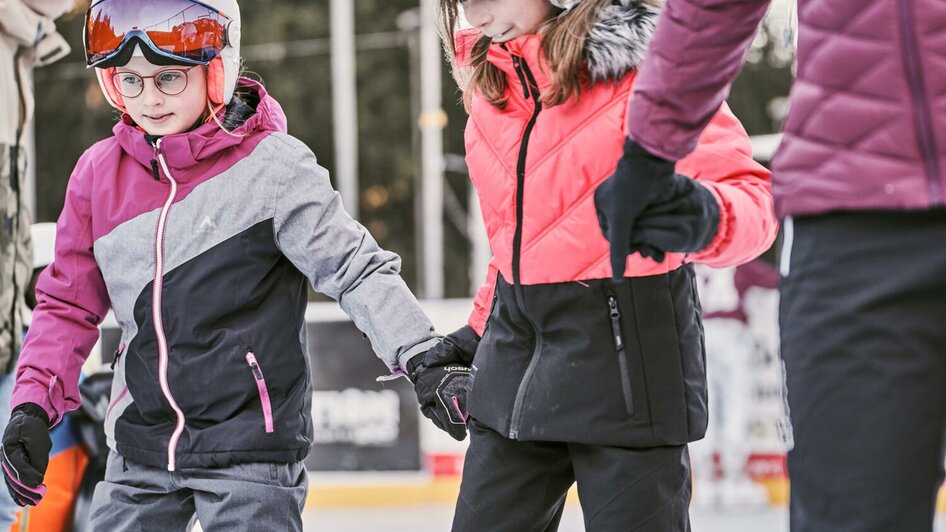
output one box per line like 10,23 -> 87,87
440,0 -> 659,110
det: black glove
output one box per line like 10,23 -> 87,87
626,172 -> 721,263
408,325 -> 480,441
2,403 -> 52,506
595,139 -> 677,279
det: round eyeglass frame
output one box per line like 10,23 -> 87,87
110,66 -> 198,98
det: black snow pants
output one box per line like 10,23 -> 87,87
780,211 -> 946,532
452,418 -> 691,532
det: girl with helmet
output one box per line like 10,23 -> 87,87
0,1 -> 443,529
422,0 -> 777,529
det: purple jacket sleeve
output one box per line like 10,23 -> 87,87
627,0 -> 772,161
11,154 -> 110,427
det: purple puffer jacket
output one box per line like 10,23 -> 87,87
626,0 -> 946,217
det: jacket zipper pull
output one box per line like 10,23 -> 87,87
149,136 -> 163,181
511,56 -> 530,100
609,296 -> 635,416
608,297 -> 624,351
110,343 -> 125,370
249,361 -> 264,381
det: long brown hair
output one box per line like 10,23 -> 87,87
439,0 -> 658,110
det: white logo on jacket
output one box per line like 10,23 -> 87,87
197,215 -> 218,235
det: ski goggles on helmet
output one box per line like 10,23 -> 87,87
84,0 -> 234,68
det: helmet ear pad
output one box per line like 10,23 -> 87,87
207,56 -> 227,105
95,67 -> 127,113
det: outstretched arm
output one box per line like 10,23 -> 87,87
596,0 -> 774,274
273,142 -> 439,372
627,0 -> 773,160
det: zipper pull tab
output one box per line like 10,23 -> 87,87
246,352 -> 264,380
511,56 -> 530,100
608,297 -> 624,351
110,343 -> 125,370
150,160 -> 160,181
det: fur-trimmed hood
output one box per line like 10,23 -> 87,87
583,0 -> 660,82
454,0 -> 659,84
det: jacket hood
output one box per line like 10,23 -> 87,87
456,0 -> 659,84
113,78 -> 288,177
583,0 -> 660,82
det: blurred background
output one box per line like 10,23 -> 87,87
27,0 -> 793,294
14,0 -> 944,531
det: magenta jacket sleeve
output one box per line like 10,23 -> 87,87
627,0 -> 772,161
12,154 -> 110,427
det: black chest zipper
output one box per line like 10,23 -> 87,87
507,53 -> 545,440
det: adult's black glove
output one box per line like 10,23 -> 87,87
2,403 -> 52,506
627,172 -> 721,263
595,139 -> 677,279
408,325 -> 480,441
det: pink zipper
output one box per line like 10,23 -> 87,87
105,386 -> 129,422
154,141 -> 186,472
245,352 -> 274,433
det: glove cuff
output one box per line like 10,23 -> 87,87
448,325 -> 481,363
11,403 -> 50,428
694,181 -> 722,250
405,353 -> 425,383
622,138 -> 672,163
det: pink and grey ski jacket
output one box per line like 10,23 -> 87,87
13,80 -> 438,470
457,0 -> 777,447
628,0 -> 946,217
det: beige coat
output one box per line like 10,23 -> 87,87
0,0 -> 71,371
0,0 -> 72,145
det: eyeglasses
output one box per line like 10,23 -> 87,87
85,0 -> 232,67
110,67 -> 196,98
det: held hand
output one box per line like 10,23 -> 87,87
628,173 -> 721,263
408,326 -> 480,441
410,362 -> 474,441
1,403 -> 52,506
594,139 -> 676,279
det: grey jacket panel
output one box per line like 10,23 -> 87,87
270,134 -> 439,370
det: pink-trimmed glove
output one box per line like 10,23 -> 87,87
407,325 -> 480,441
2,403 -> 52,506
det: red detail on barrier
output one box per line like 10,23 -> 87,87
426,452 -> 788,480
426,454 -> 465,477
745,453 -> 788,480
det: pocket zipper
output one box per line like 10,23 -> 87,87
245,352 -> 274,434
608,296 -> 635,416
110,343 -> 126,371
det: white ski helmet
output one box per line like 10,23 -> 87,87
550,0 -> 583,11
84,0 -> 242,110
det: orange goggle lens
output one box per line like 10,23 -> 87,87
85,0 -> 231,66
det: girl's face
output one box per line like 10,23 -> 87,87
116,57 -> 208,136
461,0 -> 554,43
